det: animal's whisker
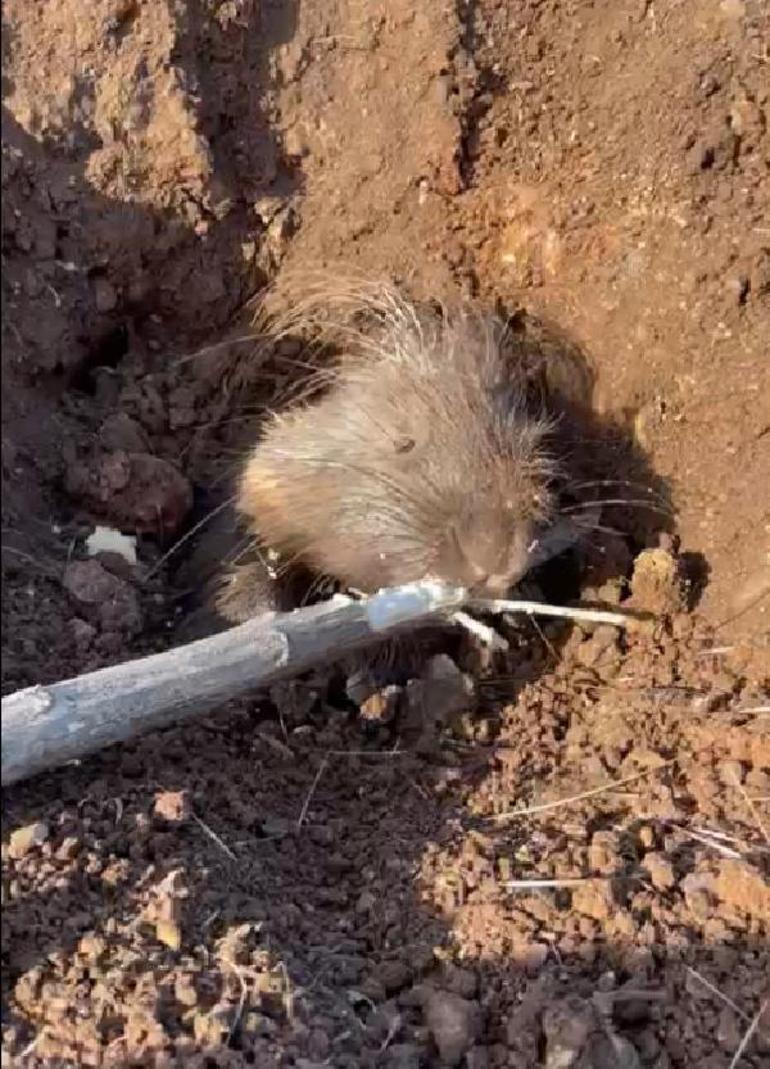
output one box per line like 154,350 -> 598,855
568,477 -> 670,507
560,498 -> 674,519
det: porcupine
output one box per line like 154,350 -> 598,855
214,272 -> 597,684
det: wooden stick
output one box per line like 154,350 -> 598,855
1,582 -> 634,787
1,584 -> 463,786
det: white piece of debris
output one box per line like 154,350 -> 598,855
85,526 -> 138,565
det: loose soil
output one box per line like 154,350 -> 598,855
2,1 -> 769,1067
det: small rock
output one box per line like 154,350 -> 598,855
512,941 -> 550,974
629,548 -> 686,615
385,1043 -> 424,1069
77,933 -> 107,962
360,685 -> 402,724
357,975 -> 387,1003
85,526 -> 138,566
99,413 -> 150,454
725,274 -> 750,306
261,815 -> 292,837
406,655 -> 475,738
63,559 -> 142,635
94,278 -> 118,313
423,988 -> 480,1067
66,452 -> 192,538
716,1006 -> 742,1050
592,1034 -> 642,1069
379,960 -> 412,994
643,852 -> 676,891
70,617 -> 97,650
366,1000 -> 402,1049
589,831 -> 622,874
681,872 -> 715,919
174,973 -> 199,1008
440,965 -> 479,999
541,996 -> 593,1069
55,836 -> 81,862
571,879 -> 614,920
307,1028 -> 331,1059
356,889 -> 377,914
283,124 -> 310,158
8,822 -> 50,860
638,825 -> 656,850
153,790 -> 191,824
253,195 -> 286,226
749,249 -> 770,298
155,918 -> 182,951
716,759 -> 744,786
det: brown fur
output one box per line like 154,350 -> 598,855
218,274 -> 562,621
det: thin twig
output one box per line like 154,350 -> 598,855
685,967 -> 750,1024
729,769 -> 770,848
297,755 -> 329,830
506,877 -> 598,889
679,828 -> 744,860
470,597 -> 636,629
222,959 -> 249,1047
491,761 -> 673,822
192,813 -> 237,861
728,1000 -> 767,1069
451,610 -> 508,650
317,748 -> 407,758
280,961 -> 296,1024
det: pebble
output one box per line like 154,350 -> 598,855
465,1047 -> 490,1069
94,278 -> 118,313
406,654 -> 475,733
629,548 -> 685,615
356,889 -> 377,914
571,880 -> 614,920
70,617 -> 97,650
643,852 -> 676,891
385,1044 -> 423,1069
8,822 -> 50,860
423,988 -> 480,1067
378,960 -> 412,994
360,685 -> 401,724
66,452 -> 193,538
440,965 -> 478,999
62,559 -> 142,635
716,759 -> 744,786
541,996 -> 593,1069
99,412 -> 150,454
592,1034 -> 642,1069
153,790 -> 191,824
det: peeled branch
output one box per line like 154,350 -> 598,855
1,582 -> 635,787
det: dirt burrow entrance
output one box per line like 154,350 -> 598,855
2,1 -> 769,1067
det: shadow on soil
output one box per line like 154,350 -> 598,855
3,707 -> 769,1066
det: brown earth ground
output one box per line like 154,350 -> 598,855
2,1 -> 769,1067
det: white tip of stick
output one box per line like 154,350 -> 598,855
365,582 -> 465,631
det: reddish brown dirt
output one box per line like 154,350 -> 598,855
2,1 -> 769,1067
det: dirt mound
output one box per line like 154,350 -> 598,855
2,0 -> 768,1066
